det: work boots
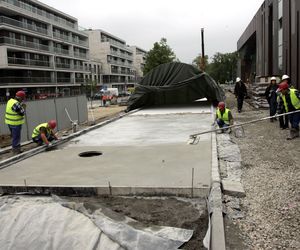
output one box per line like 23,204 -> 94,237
287,128 -> 299,140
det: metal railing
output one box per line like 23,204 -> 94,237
0,16 -> 50,36
0,76 -> 52,84
55,63 -> 71,69
8,57 -> 52,67
73,51 -> 88,59
53,47 -> 71,56
0,36 -> 51,52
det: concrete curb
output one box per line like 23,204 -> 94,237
210,132 -> 226,250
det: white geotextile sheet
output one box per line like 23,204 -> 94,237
0,196 -> 193,250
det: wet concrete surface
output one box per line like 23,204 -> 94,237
0,104 -> 213,197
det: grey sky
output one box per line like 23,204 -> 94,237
41,0 -> 264,63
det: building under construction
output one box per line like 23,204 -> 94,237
237,0 -> 300,97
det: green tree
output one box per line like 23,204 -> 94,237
143,38 -> 177,75
205,52 -> 238,84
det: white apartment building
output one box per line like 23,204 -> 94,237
87,29 -> 137,92
0,0 -> 89,100
130,46 -> 146,83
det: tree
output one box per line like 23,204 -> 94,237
206,52 -> 238,84
143,38 -> 177,75
192,51 -> 238,84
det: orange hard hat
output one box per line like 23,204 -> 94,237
48,120 -> 57,129
16,90 -> 26,99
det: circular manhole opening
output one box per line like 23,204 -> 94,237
79,151 -> 103,157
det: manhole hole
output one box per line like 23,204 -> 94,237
79,151 -> 102,157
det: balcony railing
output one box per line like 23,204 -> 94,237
73,52 -> 87,59
57,77 -> 72,83
53,47 -> 71,56
0,36 -> 51,52
55,63 -> 71,69
8,57 -> 52,68
0,76 -> 52,84
53,32 -> 71,42
0,16 -> 50,36
1,0 -> 76,30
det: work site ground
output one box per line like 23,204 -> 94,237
223,91 -> 300,249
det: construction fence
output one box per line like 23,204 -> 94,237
0,95 -> 88,143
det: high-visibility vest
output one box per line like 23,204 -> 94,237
32,123 -> 50,138
5,98 -> 25,126
282,89 -> 300,112
217,108 -> 230,125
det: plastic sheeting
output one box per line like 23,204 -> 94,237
0,196 -> 194,250
127,62 -> 225,111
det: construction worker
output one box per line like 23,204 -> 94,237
234,77 -> 247,113
5,90 -> 26,154
265,76 -> 278,122
32,120 -> 58,146
214,102 -> 233,132
276,82 -> 300,140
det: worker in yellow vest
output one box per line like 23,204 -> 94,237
215,102 -> 234,133
32,120 -> 58,146
5,90 -> 26,154
277,82 -> 300,140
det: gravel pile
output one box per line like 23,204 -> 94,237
225,92 -> 300,249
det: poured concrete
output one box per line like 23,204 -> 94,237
0,104 -> 214,197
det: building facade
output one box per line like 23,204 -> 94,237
0,0 -> 89,100
87,29 -> 137,92
130,46 -> 146,83
237,0 -> 300,90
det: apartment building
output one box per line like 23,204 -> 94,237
87,29 -> 136,92
0,0 -> 89,100
130,46 -> 146,83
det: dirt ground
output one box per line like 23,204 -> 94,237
66,196 -> 208,250
224,91 -> 300,249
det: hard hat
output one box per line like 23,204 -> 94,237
15,90 -> 26,99
218,102 -> 225,110
270,76 -> 276,81
236,77 -> 241,82
48,120 -> 57,129
277,82 -> 289,92
281,74 -> 289,81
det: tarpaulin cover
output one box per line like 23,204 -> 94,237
127,62 -> 225,111
0,196 -> 193,250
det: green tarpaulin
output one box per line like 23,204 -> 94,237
127,62 -> 225,111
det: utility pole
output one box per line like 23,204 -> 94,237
200,28 -> 206,72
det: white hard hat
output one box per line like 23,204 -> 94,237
270,76 -> 276,81
236,77 -> 241,82
281,74 -> 289,80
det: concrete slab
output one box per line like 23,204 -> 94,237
221,180 -> 246,197
0,105 -> 213,197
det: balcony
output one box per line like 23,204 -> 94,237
53,47 -> 71,56
72,38 -> 88,47
0,16 -> 50,36
8,57 -> 52,68
73,51 -> 87,59
55,63 -> 71,69
0,36 -> 51,52
53,32 -> 71,43
0,76 -> 52,84
1,0 -> 76,30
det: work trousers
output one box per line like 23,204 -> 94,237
32,134 -> 55,145
8,124 -> 22,149
237,96 -> 244,112
279,113 -> 289,129
289,111 -> 300,129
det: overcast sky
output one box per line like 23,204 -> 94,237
40,0 -> 264,63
